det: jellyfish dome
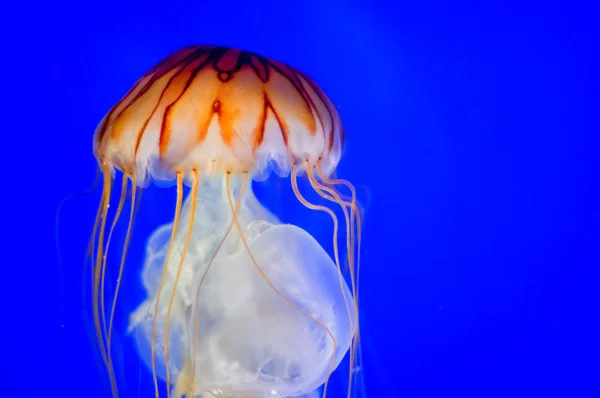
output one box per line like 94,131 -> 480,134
93,45 -> 344,184
89,45 -> 363,398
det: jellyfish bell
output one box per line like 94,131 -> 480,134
93,45 -> 343,186
90,45 -> 363,398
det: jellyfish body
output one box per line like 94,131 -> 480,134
93,45 -> 343,184
90,45 -> 363,398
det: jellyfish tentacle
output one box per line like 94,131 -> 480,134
313,171 -> 361,293
316,161 -> 364,396
295,165 -> 354,343
92,162 -> 116,396
130,180 -> 144,227
152,171 -> 184,398
316,161 -> 363,281
306,165 -> 359,398
87,180 -> 104,265
315,162 -> 363,280
187,173 -> 248,398
316,163 -> 359,277
107,176 -> 138,381
307,167 -> 355,310
311,175 -> 359,285
100,174 -> 128,396
301,164 -> 356,346
279,167 -> 340,398
165,170 -> 199,398
82,172 -> 107,387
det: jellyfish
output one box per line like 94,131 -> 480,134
89,45 -> 363,398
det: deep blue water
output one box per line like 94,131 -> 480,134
4,1 -> 598,397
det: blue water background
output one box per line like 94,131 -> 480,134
3,1 -> 598,397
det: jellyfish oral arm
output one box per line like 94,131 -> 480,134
127,173 -> 355,397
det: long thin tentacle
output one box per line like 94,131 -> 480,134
316,160 -> 363,397
298,165 -> 354,341
152,171 -> 184,398
165,170 -> 199,398
107,176 -> 139,387
284,168 -> 340,398
306,164 -> 358,397
82,173 -> 106,383
93,163 -> 115,396
100,174 -> 129,398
